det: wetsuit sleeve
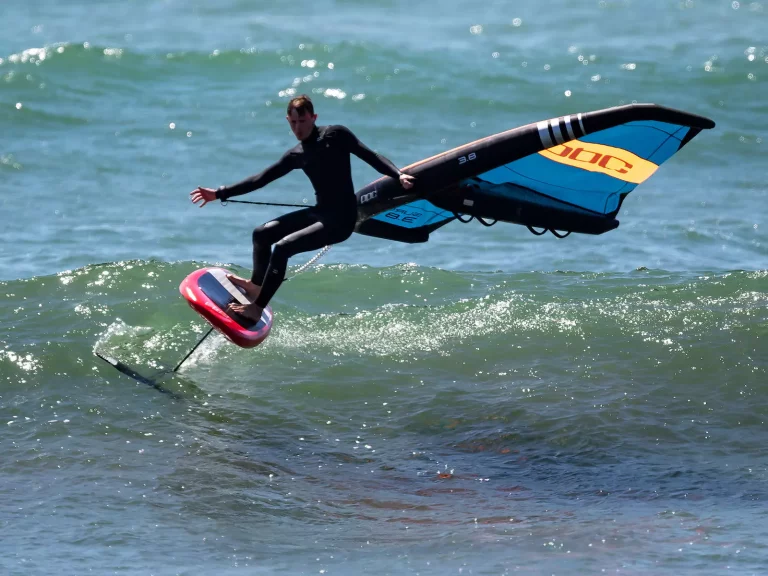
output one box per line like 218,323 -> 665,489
215,151 -> 296,200
338,126 -> 403,180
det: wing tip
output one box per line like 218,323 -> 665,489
605,102 -> 715,130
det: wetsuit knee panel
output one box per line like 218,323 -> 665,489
252,222 -> 274,243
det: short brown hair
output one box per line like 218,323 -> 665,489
287,94 -> 314,116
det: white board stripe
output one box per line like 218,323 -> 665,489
537,121 -> 554,148
563,115 -> 576,140
209,268 -> 251,305
577,113 -> 586,135
550,118 -> 564,145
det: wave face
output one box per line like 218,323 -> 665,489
2,260 -> 767,574
1,0 -> 767,573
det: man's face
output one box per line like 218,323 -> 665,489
287,109 -> 317,141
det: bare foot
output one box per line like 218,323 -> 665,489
227,274 -> 261,300
229,302 -> 264,322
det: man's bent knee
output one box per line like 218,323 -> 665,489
252,221 -> 279,245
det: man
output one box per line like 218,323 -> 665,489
190,94 -> 415,321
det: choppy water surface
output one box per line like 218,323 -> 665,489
2,1 -> 767,574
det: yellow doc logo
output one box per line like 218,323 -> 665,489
538,140 -> 658,184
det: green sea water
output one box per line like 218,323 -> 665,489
2,1 -> 768,574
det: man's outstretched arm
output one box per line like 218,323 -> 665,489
215,152 -> 296,200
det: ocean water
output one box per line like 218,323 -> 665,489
1,1 -> 767,574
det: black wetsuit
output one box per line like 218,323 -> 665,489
215,124 -> 403,308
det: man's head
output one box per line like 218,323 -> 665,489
286,95 -> 317,141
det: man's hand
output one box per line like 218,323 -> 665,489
399,174 -> 415,190
190,186 -> 218,207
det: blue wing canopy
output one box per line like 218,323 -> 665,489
472,120 -> 692,216
370,199 -> 454,229
356,199 -> 456,243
